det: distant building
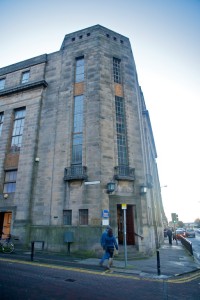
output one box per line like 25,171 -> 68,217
0,25 -> 166,254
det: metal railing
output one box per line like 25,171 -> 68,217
180,236 -> 193,255
114,166 -> 135,181
64,165 -> 88,181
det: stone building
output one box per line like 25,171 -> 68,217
0,25 -> 166,254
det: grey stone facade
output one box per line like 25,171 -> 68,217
0,25 -> 166,255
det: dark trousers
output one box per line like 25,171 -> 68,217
106,246 -> 114,258
168,236 -> 172,244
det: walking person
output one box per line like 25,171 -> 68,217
101,228 -> 118,270
99,226 -> 111,266
167,227 -> 173,245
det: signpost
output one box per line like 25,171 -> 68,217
122,203 -> 127,268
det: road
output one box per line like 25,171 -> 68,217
0,259 -> 200,299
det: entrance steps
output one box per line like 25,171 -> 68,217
115,244 -> 147,260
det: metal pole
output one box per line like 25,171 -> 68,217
156,250 -> 161,275
31,241 -> 34,261
67,242 -> 71,255
124,209 -> 127,268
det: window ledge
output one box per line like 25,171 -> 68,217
0,80 -> 48,96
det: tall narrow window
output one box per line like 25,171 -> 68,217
0,78 -> 5,90
21,71 -> 30,84
79,209 -> 88,225
72,95 -> 84,165
113,58 -> 121,83
11,108 -> 26,152
0,112 -> 4,136
75,57 -> 84,83
3,170 -> 17,193
115,96 -> 128,166
63,210 -> 72,225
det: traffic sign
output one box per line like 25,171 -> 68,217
122,204 -> 127,210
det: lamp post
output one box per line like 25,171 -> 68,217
160,185 -> 167,189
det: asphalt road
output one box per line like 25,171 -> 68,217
0,259 -> 200,299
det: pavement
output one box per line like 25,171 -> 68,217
0,239 -> 199,279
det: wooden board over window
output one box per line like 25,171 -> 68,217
74,82 -> 84,95
115,83 -> 123,97
5,153 -> 19,168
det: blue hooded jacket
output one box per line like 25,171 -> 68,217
103,229 -> 118,251
100,226 -> 111,248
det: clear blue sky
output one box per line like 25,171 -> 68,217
0,0 -> 200,223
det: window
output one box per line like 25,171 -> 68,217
11,108 -> 26,152
115,96 -> 128,166
3,170 -> 17,193
79,209 -> 88,225
113,58 -> 121,83
0,112 -> 4,136
0,78 -> 5,90
21,71 -> 30,84
72,95 -> 84,165
63,210 -> 72,225
75,57 -> 84,83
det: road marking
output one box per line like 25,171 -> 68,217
167,271 -> 200,283
0,257 -> 140,280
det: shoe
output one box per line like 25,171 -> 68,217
99,261 -> 103,267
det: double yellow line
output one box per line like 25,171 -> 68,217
167,271 -> 200,284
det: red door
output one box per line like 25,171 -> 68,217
117,205 -> 135,245
126,205 -> 135,245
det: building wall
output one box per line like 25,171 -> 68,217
0,25 -> 165,254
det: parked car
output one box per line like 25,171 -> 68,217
175,229 -> 186,239
185,229 -> 196,238
176,227 -> 186,232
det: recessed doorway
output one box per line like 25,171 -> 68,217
117,204 -> 135,245
0,212 -> 12,238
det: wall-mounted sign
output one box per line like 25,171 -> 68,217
102,219 -> 109,226
102,209 -> 109,218
121,203 -> 127,210
84,181 -> 100,185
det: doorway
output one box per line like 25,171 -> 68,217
0,212 -> 12,239
117,204 -> 135,245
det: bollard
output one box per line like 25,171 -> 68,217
156,250 -> 161,275
31,241 -> 34,261
67,242 -> 71,255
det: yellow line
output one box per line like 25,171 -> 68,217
0,257 -> 140,280
167,272 -> 200,284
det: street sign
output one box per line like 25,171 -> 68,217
102,209 -> 109,218
84,181 -> 100,185
122,204 -> 127,210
